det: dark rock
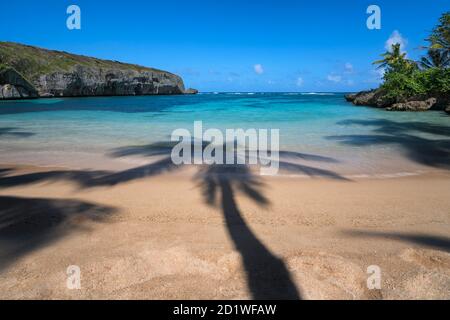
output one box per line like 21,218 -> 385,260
432,94 -> 450,111
34,66 -> 185,98
40,93 -> 55,98
0,84 -> 20,99
346,87 -> 448,112
184,88 -> 198,94
346,89 -> 394,108
387,98 -> 437,111
0,67 -> 39,99
344,93 -> 356,102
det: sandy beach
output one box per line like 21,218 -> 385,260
0,163 -> 449,300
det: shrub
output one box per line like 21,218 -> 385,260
381,70 -> 427,101
381,67 -> 450,101
420,68 -> 450,93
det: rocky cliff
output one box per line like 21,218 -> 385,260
0,42 -> 193,99
0,65 -> 39,99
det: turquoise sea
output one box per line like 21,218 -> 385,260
0,93 -> 449,177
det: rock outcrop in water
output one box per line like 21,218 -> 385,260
184,88 -> 199,95
0,42 -> 194,99
387,98 -> 438,111
344,89 -> 393,108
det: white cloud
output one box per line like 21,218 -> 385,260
254,64 -> 264,75
385,30 -> 408,53
344,63 -> 354,74
327,74 -> 342,83
375,68 -> 385,78
296,77 -> 304,87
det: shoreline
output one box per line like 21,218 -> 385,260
0,92 -> 196,102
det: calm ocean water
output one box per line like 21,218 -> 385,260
0,93 -> 449,177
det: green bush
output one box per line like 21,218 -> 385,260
420,68 -> 450,93
381,67 -> 450,101
381,70 -> 426,101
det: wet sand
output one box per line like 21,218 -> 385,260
0,164 -> 449,300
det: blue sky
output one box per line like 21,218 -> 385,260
0,0 -> 448,92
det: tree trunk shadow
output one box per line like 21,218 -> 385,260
218,178 -> 301,300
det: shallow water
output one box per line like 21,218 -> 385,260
0,93 -> 449,177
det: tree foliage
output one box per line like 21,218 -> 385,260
374,43 -> 416,74
427,12 -> 450,54
375,12 -> 450,102
420,49 -> 450,69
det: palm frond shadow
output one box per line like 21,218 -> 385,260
343,230 -> 450,253
0,139 -> 348,189
0,196 -> 116,272
328,119 -> 450,170
0,127 -> 34,138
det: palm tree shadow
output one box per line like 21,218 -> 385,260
111,140 -> 302,299
328,119 -> 450,170
0,127 -> 35,138
0,195 -> 116,272
195,163 -> 301,299
343,230 -> 450,253
0,139 -> 348,298
0,140 -> 349,189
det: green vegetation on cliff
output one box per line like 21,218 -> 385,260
0,63 -> 8,72
0,42 -> 167,83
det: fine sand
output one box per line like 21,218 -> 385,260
0,164 -> 449,300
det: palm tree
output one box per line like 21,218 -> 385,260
420,49 -> 450,69
427,12 -> 450,55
